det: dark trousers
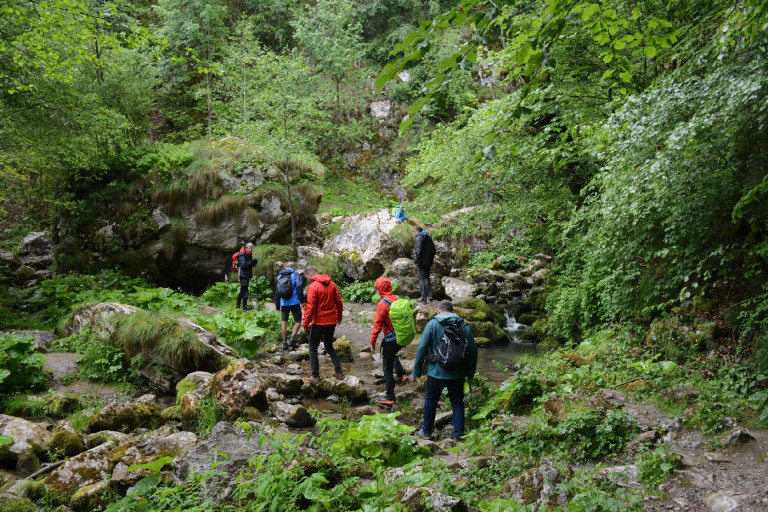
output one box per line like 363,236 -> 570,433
381,340 -> 405,400
308,324 -> 343,378
421,376 -> 465,439
237,277 -> 249,308
418,264 -> 433,301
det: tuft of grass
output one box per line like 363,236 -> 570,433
197,194 -> 253,225
307,253 -> 344,283
160,238 -> 176,260
170,216 -> 188,243
113,311 -> 206,369
389,222 -> 416,254
252,244 -> 294,278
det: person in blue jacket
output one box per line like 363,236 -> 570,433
412,300 -> 478,440
394,204 -> 407,222
274,262 -> 306,351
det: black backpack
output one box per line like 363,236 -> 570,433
276,272 -> 294,300
429,320 -> 468,370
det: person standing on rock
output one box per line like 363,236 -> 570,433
275,262 -> 306,351
394,204 -> 407,223
370,277 -> 409,406
413,226 -> 436,304
302,266 -> 345,384
236,243 -> 258,312
412,300 -> 477,440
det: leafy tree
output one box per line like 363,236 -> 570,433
292,0 -> 364,113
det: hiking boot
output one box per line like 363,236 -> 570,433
376,396 -> 396,407
397,375 -> 409,387
282,339 -> 290,351
304,377 -> 321,385
333,373 -> 345,380
413,428 -> 431,440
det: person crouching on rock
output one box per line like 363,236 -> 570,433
302,266 -> 345,384
370,277 -> 409,407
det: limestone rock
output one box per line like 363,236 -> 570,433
503,461 -> 568,508
86,430 -> 131,449
271,402 -> 314,428
65,302 -> 141,337
442,277 -> 477,300
370,100 -> 391,119
69,481 -> 112,512
176,371 -> 214,404
110,431 -> 197,491
38,441 -> 116,506
210,358 -> 268,417
323,209 -> 406,281
0,415 -> 53,468
322,375 -> 368,402
18,232 -> 51,256
86,401 -> 164,433
264,373 -> 306,396
49,423 -> 85,458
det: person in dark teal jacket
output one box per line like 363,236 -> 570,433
412,300 -> 478,439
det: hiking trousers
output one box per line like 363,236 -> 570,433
308,324 -> 343,378
381,340 -> 405,400
417,264 -> 433,301
237,277 -> 249,309
421,376 -> 465,439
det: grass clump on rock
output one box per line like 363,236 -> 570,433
113,311 -> 205,369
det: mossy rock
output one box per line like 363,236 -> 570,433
70,481 -> 113,512
529,318 -> 548,339
162,405 -> 182,421
15,451 -> 40,478
453,297 -> 505,326
471,321 -> 508,343
537,338 -> 562,351
0,496 -> 37,512
560,353 -> 588,367
518,312 -> 545,325
473,337 -> 492,347
176,380 -> 199,406
86,402 -> 165,433
49,427 -> 85,458
44,393 -> 81,417
333,337 -> 353,361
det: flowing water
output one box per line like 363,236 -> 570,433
473,311 -> 538,384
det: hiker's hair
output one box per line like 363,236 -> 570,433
305,266 -> 318,276
245,242 -> 254,250
438,300 -> 453,312
285,262 -> 295,268
414,226 -> 423,232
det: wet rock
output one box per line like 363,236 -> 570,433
49,423 -> 85,458
503,461 -> 568,507
333,337 -> 353,361
86,402 -> 164,433
396,486 -> 469,512
271,402 -> 314,428
210,358 -> 268,418
323,209 -> 405,281
0,415 -> 53,468
322,375 -> 368,402
265,373 -> 306,396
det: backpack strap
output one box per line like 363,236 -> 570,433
380,298 -> 392,306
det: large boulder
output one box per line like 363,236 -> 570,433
66,303 -> 236,392
209,359 -> 268,418
0,415 -> 53,468
442,277 -> 478,300
323,210 -> 406,280
18,232 -> 52,257
30,441 -> 116,506
85,401 -> 165,433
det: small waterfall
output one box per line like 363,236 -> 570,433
503,310 -> 530,340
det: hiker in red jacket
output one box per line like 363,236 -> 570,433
370,277 -> 408,406
302,266 -> 345,384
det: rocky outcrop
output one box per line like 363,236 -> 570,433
0,415 -> 53,468
1,232 -> 54,288
66,303 -> 236,392
110,430 -> 197,491
209,359 -> 268,418
324,209 -> 406,281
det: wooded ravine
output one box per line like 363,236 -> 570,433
1,1 -> 767,511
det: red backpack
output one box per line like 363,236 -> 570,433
231,246 -> 245,272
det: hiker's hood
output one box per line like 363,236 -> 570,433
435,312 -> 462,325
279,268 -> 296,276
374,277 -> 392,295
415,231 -> 430,237
311,274 -> 332,285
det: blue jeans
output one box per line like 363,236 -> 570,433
421,376 -> 465,439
